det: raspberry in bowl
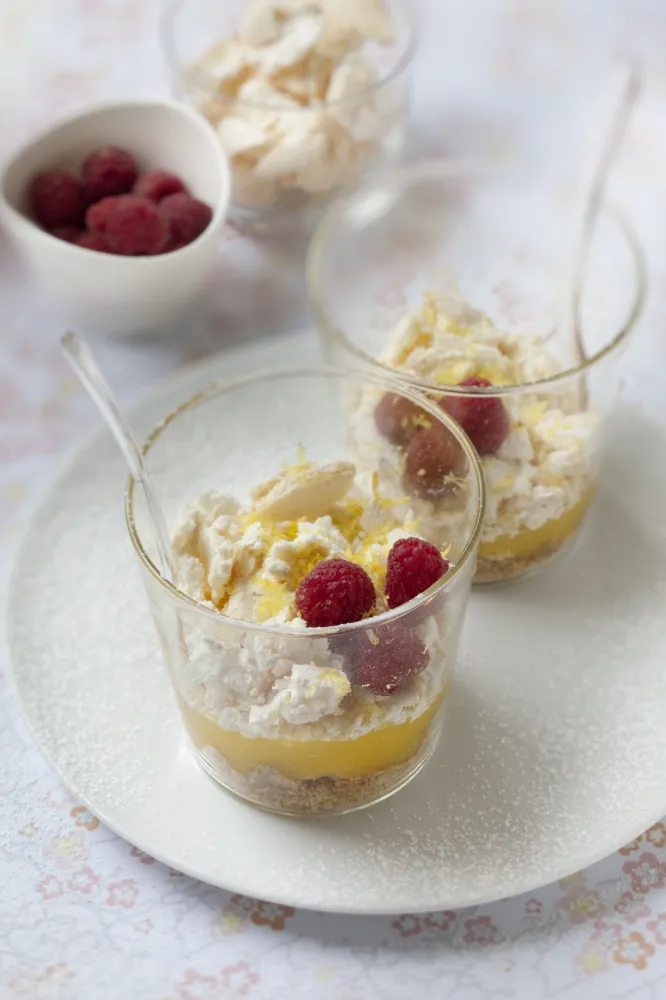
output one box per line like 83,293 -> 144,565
0,100 -> 229,335
309,162 -> 646,582
126,368 -> 484,815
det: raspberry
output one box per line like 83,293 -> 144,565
85,196 -> 120,234
295,558 -> 375,628
404,425 -> 464,500
158,193 -> 212,246
441,377 -> 509,456
50,225 -> 83,243
76,231 -> 111,253
355,626 -> 430,696
133,170 -> 187,202
374,392 -> 429,448
385,537 -> 450,609
31,171 -> 83,229
103,195 -> 169,255
82,147 -> 138,204
328,630 -> 365,662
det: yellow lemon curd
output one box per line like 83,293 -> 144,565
478,490 -> 592,562
180,686 -> 448,783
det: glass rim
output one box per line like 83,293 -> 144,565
307,159 -> 648,398
160,0 -> 419,114
125,364 -> 486,637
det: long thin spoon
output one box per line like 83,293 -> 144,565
61,332 -> 174,582
560,59 -> 642,367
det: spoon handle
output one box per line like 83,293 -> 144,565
563,60 -> 642,367
61,332 -> 175,583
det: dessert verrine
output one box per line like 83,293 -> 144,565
308,162 -> 645,584
126,369 -> 482,816
171,453 -> 461,814
356,291 -> 599,583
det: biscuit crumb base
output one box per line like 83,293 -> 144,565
194,723 -> 441,816
474,526 -> 585,584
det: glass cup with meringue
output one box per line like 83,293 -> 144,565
308,162 -> 646,583
125,368 -> 484,814
161,0 -> 416,224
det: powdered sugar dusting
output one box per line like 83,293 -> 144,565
8,336 -> 666,912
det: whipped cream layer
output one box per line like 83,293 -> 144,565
177,616 -> 446,741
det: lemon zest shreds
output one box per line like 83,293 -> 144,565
254,578 -> 291,622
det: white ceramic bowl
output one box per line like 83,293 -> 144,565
0,99 -> 230,335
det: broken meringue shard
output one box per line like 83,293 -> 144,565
253,461 -> 356,520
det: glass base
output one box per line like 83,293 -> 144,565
474,494 -> 593,584
474,514 -> 589,585
191,719 -> 442,817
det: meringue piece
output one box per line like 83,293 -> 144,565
239,0 -> 281,46
172,491 -> 240,557
237,76 -> 303,109
217,115 -> 271,156
199,526 -> 239,605
322,0 -> 394,46
263,516 -> 349,582
497,427 -> 534,464
296,125 -> 361,191
316,22 -> 363,61
224,586 -> 260,622
232,166 -> 282,206
201,41 -> 257,85
326,53 -> 377,103
248,663 -> 351,726
275,0 -> 320,12
253,117 -> 328,179
337,102 -> 388,143
175,555 -> 208,605
255,461 -> 356,520
257,10 -> 323,74
235,522 -> 268,577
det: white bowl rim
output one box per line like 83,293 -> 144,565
0,97 -> 231,262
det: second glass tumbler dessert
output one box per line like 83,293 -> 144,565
308,162 -> 646,582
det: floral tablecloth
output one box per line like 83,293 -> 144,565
3,1 -> 666,997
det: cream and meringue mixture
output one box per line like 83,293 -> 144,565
371,291 -> 599,543
171,458 -> 450,748
188,0 -> 404,209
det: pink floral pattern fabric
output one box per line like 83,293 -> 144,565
3,1 -> 666,998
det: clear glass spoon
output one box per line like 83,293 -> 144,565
61,331 -> 175,583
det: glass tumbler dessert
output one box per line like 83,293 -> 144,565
161,0 -> 415,224
125,368 -> 484,814
308,162 -> 646,583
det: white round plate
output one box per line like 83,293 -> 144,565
7,330 -> 666,915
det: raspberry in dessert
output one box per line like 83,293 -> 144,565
29,149 -> 212,254
185,0 -> 407,213
170,455 -> 459,814
360,290 -> 599,582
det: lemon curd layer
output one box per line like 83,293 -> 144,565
478,490 -> 592,562
179,688 -> 447,782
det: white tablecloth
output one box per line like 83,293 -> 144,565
2,1 -> 666,997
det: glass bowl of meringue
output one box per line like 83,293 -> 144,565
162,0 -> 416,224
